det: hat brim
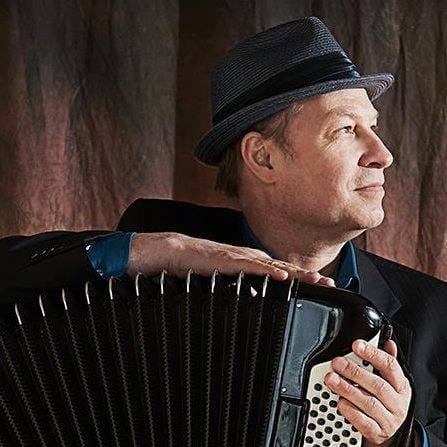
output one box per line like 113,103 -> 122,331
195,73 -> 394,166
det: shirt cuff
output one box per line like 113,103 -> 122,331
415,419 -> 430,447
85,232 -> 136,279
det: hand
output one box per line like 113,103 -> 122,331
126,232 -> 336,286
324,339 -> 412,446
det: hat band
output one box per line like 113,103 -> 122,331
213,52 -> 360,125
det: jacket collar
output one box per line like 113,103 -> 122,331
355,248 -> 402,318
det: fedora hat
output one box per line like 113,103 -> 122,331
195,16 -> 394,166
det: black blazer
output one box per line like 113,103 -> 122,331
1,198 -> 446,445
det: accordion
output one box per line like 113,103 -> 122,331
0,271 -> 389,447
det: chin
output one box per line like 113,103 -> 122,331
352,208 -> 385,230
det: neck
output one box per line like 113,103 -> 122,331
242,207 -> 361,279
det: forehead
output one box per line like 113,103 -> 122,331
301,89 -> 379,121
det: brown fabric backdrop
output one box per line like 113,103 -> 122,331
0,0 -> 446,280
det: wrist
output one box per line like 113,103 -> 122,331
126,232 -> 180,277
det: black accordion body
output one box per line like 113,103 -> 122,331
0,272 -> 388,446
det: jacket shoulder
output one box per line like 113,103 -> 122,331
362,249 -> 447,284
361,249 -> 447,304
117,198 -> 244,244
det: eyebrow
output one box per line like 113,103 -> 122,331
327,109 -> 380,121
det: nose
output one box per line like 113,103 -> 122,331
359,132 -> 394,169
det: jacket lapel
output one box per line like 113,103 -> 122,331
356,248 -> 401,317
355,248 -> 413,362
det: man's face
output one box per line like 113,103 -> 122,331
273,89 -> 393,234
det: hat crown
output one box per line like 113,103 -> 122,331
211,17 -> 346,117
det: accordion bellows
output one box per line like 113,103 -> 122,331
0,272 -> 385,447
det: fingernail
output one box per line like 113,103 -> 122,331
278,270 -> 288,280
326,372 -> 340,386
332,357 -> 348,369
356,340 -> 366,353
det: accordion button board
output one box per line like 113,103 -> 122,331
0,271 -> 388,447
303,331 -> 380,447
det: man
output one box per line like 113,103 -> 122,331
0,17 -> 445,446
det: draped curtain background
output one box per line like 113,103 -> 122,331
0,0 -> 446,280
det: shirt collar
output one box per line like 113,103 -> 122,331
335,240 -> 360,293
240,215 -> 361,293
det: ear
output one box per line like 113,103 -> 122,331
240,131 -> 281,184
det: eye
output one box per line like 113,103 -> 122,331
339,125 -> 355,134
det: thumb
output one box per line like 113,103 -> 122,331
383,339 -> 398,358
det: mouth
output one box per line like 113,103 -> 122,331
355,184 -> 384,193
356,182 -> 384,188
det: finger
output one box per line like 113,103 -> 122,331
261,260 -> 323,284
260,260 -> 323,284
330,357 -> 398,412
287,270 -> 330,285
193,252 -> 289,281
317,276 -> 336,287
275,262 -> 334,287
286,269 -> 320,282
324,372 -> 393,429
274,264 -> 334,286
285,265 -> 333,286
383,339 -> 398,358
352,340 -> 410,395
248,255 -> 334,287
200,254 -> 309,283
337,398 -> 388,445
235,258 -> 290,281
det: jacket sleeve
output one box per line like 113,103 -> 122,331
425,417 -> 447,446
0,230 -> 117,303
392,341 -> 446,446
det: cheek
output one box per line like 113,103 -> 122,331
277,167 -> 346,207
276,150 -> 357,202
305,161 -> 353,198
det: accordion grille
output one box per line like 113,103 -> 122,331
0,273 -> 292,447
